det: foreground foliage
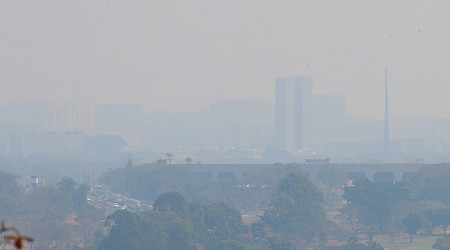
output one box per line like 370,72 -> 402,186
0,221 -> 34,249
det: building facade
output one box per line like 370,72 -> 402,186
275,76 -> 313,150
64,101 -> 96,130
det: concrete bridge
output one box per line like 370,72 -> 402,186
182,163 -> 430,182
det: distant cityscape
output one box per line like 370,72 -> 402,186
2,76 -> 450,164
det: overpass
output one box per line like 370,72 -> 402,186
181,163 -> 429,182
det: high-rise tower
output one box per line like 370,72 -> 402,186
275,76 -> 313,150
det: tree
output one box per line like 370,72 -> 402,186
0,171 -> 21,215
154,192 -> 188,217
166,219 -> 193,250
343,179 -> 410,230
57,177 -> 77,197
19,187 -> 77,249
99,211 -> 167,250
166,153 -> 174,163
217,239 -> 252,250
73,184 -> 91,211
0,171 -> 21,197
187,240 -> 205,250
101,165 -> 219,202
424,208 -> 450,234
264,236 -> 296,250
408,165 -> 450,203
262,172 -> 328,241
403,212 -> 427,243
126,159 -> 134,169
187,201 -> 218,248
340,203 -> 379,232
203,202 -> 247,242
100,194 -> 250,250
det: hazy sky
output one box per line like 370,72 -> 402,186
1,1 -> 450,118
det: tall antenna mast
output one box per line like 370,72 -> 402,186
384,67 -> 390,157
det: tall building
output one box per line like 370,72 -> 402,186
0,101 -> 57,130
275,76 -> 313,150
96,103 -> 145,145
206,99 -> 273,149
313,94 -> 346,143
64,101 -> 96,130
8,132 -> 24,158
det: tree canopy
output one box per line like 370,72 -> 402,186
99,192 -> 248,250
262,172 -> 328,241
343,179 -> 411,229
402,212 -> 429,243
57,176 -> 77,197
0,171 -> 21,214
407,165 -> 450,203
153,191 -> 188,217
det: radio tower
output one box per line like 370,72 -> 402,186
384,68 -> 390,159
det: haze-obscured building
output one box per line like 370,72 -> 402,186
0,102 -> 57,130
8,132 -> 24,158
64,101 -> 96,130
203,99 -> 274,149
96,103 -> 145,146
275,76 -> 313,150
313,94 -> 346,144
140,99 -> 273,153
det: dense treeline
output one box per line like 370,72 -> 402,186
98,172 -> 329,250
2,163 -> 450,249
0,171 -> 104,250
98,195 -> 249,250
100,163 -> 326,213
101,164 -> 280,213
340,165 -> 450,247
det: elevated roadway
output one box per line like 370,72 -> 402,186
181,163 -> 431,182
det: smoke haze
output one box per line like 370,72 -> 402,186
1,1 -> 450,117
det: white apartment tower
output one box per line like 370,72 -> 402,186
275,76 -> 313,150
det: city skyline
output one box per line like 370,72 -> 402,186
2,94 -> 450,163
2,1 -> 450,118
1,2 -> 450,249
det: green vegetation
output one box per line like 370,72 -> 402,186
262,172 -> 328,242
2,163 -> 450,249
343,179 -> 411,230
402,212 -> 429,243
101,165 -> 220,202
98,193 -> 248,250
384,236 -> 438,250
0,171 -> 104,250
0,171 -> 21,215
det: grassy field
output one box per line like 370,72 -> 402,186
325,234 -> 439,250
379,235 -> 438,250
